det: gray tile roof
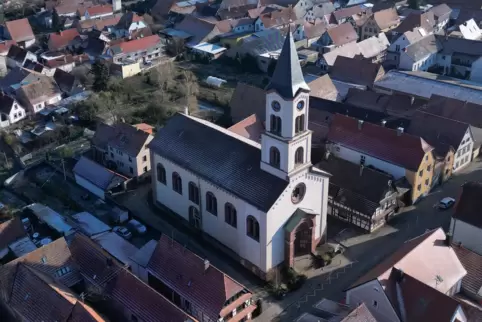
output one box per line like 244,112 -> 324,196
404,34 -> 441,62
265,28 -> 310,99
73,156 -> 126,190
148,113 -> 288,211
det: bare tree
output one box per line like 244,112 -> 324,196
180,70 -> 199,113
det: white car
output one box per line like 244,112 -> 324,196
113,226 -> 132,240
127,219 -> 147,234
439,197 -> 456,210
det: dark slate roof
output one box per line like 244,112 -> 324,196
92,122 -> 151,156
53,68 -> 76,94
317,156 -> 395,214
265,28 -> 310,99
0,93 -> 16,115
453,181 -> 482,229
73,156 -> 126,190
6,45 -> 27,63
148,113 -> 288,211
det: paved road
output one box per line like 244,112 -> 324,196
261,160 -> 482,321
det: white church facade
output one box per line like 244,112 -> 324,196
148,30 -> 330,280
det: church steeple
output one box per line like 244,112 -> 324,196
266,27 -> 310,99
260,27 -> 313,180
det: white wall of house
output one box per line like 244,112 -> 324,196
74,174 -> 105,199
469,57 -> 482,83
459,19 -> 481,40
346,280 -> 401,322
450,218 -> 482,255
254,19 -> 264,32
453,129 -> 473,172
152,154 -> 267,272
399,52 -> 437,71
452,306 -> 468,322
328,143 -> 406,179
8,101 -> 26,124
106,136 -> 152,177
31,94 -> 62,113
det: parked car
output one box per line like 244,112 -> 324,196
127,219 -> 147,234
113,226 -> 132,240
439,197 -> 456,210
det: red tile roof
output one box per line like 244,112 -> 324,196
85,5 -> 113,17
341,303 -> 376,322
108,269 -> 194,322
113,34 -> 161,55
228,114 -> 264,142
452,243 -> 482,297
327,114 -> 433,171
5,18 -> 35,43
326,23 -> 358,46
0,217 -> 26,250
44,54 -> 75,68
48,29 -> 80,50
147,235 -> 248,321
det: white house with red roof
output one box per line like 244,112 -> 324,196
78,4 -> 113,20
106,34 -> 164,64
148,30 -> 330,280
2,18 -> 35,48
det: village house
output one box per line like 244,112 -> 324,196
316,23 -> 358,53
0,217 -> 33,262
41,53 -> 77,73
360,7 -> 399,40
303,1 -> 335,23
436,36 -> 482,81
293,22 -> 328,47
392,11 -> 436,36
386,27 -> 426,67
428,3 -> 452,32
317,155 -> 398,232
254,7 -> 298,32
107,34 -> 164,64
77,4 -> 113,20
420,94 -> 482,159
449,19 -> 482,40
408,111 -> 473,175
47,29 -> 82,51
295,300 -> 377,322
92,122 -> 153,178
450,181 -> 482,256
14,76 -> 62,114
6,45 -> 37,69
73,14 -> 122,33
346,228 -> 468,322
131,235 -> 256,321
326,114 -> 435,203
53,68 -> 81,95
452,243 -> 482,310
1,18 -> 36,48
148,30 -> 330,279
114,12 -> 147,37
330,5 -> 365,25
398,34 -> 441,71
330,56 -> 385,89
172,15 -> 221,48
0,93 -> 26,127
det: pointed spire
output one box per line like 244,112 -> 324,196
266,25 -> 310,99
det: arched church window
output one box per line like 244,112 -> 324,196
295,115 -> 305,134
156,163 -> 166,184
270,115 -> 282,135
206,192 -> 217,215
247,216 -> 260,242
225,203 -> 237,228
295,147 -> 304,165
172,172 -> 182,194
269,147 -> 281,168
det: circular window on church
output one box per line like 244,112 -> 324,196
271,100 -> 281,112
291,183 -> 306,204
297,100 -> 305,111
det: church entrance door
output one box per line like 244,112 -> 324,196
294,221 -> 312,256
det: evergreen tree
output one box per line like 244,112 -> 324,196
52,9 -> 61,32
408,0 -> 421,9
90,60 -> 110,92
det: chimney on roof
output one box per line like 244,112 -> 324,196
357,119 -> 364,130
381,120 -> 387,127
204,259 -> 210,272
397,127 -> 404,136
184,106 -> 189,115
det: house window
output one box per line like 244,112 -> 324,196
395,45 -> 400,51
360,155 -> 366,165
295,115 -> 305,134
188,182 -> 200,205
157,163 -> 166,184
206,192 -> 217,215
295,147 -> 304,165
269,147 -> 281,168
427,165 -> 432,172
246,215 -> 260,242
143,166 -> 147,172
417,184 -> 421,191
128,156 -> 132,162
425,178 -> 429,186
270,115 -> 282,135
172,172 -> 182,194
55,266 -> 71,277
188,206 -> 201,229
373,300 -> 378,308
447,156 -> 451,161
143,155 -> 147,162
419,170 -> 423,177
291,183 -> 306,204
225,203 -> 237,228
130,167 -> 134,174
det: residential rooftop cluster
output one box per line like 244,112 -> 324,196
1,0 -> 482,320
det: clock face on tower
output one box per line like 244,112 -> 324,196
271,100 -> 281,112
297,100 -> 305,111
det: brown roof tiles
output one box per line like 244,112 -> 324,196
147,235 -> 249,321
332,6 -> 365,23
48,29 -> 80,50
229,83 -> 266,123
373,8 -> 400,30
327,114 -> 433,171
341,303 -> 377,322
5,18 -> 35,43
452,243 -> 482,298
326,23 -> 358,46
112,34 -> 162,55
0,217 -> 26,250
307,74 -> 338,101
228,113 -> 264,142
393,11 -> 435,34
453,181 -> 482,229
330,56 -> 384,87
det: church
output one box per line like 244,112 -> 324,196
148,29 -> 330,280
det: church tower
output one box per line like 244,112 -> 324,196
260,28 -> 313,180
